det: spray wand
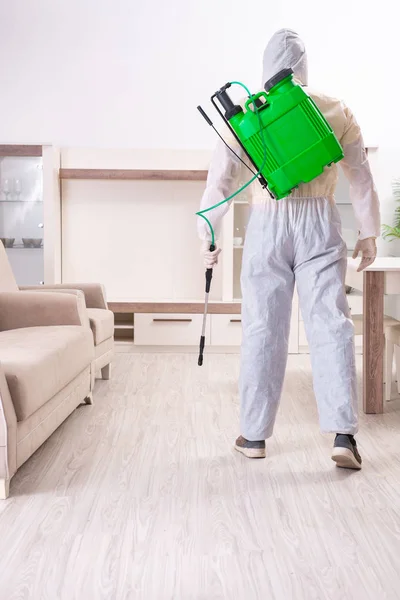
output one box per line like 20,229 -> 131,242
197,244 -> 215,366
196,81 -> 269,366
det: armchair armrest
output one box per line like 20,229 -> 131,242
0,291 -> 89,332
0,363 -> 17,484
20,283 -> 107,309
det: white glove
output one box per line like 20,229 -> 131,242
201,242 -> 221,269
352,237 -> 377,272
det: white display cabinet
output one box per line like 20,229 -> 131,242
0,145 -> 61,286
0,148 -> 43,285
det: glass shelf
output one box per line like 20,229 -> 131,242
5,246 -> 43,250
0,199 -> 42,203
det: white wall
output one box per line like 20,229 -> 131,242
60,148 -> 220,301
0,0 -> 395,150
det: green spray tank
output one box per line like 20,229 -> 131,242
199,68 -> 344,205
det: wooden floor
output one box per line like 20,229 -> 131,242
1,353 -> 400,600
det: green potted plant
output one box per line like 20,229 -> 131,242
382,179 -> 400,251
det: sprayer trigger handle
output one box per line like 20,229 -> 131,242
205,266 -> 213,293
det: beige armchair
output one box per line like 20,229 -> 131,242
0,240 -> 114,498
22,284 -> 115,381
0,287 -> 94,499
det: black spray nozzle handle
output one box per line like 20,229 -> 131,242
198,335 -> 205,366
205,243 -> 216,292
205,268 -> 213,293
197,105 -> 213,127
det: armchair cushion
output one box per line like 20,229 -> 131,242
0,326 -> 94,421
86,308 -> 114,345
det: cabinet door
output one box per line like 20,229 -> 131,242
0,154 -> 44,285
210,314 -> 242,346
134,313 -> 209,346
347,292 -> 363,315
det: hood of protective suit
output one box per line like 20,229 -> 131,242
262,29 -> 308,88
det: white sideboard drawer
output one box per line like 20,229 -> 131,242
211,314 -> 242,346
347,293 -> 363,315
134,313 -> 208,346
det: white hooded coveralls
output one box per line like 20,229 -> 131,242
198,29 -> 380,440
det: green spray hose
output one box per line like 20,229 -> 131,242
196,81 -> 269,247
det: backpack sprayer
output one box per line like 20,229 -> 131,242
196,69 -> 344,365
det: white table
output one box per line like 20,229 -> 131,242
346,257 -> 400,414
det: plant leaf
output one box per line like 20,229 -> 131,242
393,206 -> 400,229
382,224 -> 400,240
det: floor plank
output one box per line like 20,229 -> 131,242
1,354 -> 400,599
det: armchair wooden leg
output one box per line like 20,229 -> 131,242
84,393 -> 94,405
101,364 -> 111,380
0,478 -> 10,500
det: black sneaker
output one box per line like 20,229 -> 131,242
234,435 -> 266,459
331,434 -> 362,470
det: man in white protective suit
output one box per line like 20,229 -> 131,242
198,29 -> 380,469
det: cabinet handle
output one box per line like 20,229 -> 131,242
230,319 -> 241,323
153,318 -> 193,323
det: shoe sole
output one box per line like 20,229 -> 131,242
331,447 -> 362,470
234,444 -> 266,459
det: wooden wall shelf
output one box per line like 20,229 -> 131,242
108,302 -> 241,314
60,169 -> 208,181
0,145 -> 42,157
